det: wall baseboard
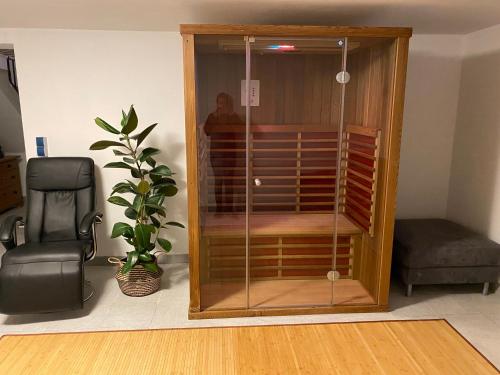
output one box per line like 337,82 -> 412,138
88,253 -> 189,266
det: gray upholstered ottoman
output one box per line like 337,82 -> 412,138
393,219 -> 500,296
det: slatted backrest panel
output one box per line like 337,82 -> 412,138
203,125 -> 339,213
340,125 -> 381,236
251,127 -> 298,212
297,131 -> 337,212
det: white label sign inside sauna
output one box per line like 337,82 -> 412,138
241,80 -> 260,106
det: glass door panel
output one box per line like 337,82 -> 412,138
333,36 -> 395,306
247,37 -> 347,308
194,35 -> 248,310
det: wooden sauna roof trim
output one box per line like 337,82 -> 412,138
180,24 -> 412,38
201,213 -> 363,236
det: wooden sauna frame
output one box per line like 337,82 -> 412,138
181,24 -> 412,319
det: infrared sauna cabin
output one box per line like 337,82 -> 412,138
181,24 -> 412,318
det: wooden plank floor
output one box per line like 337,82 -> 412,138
0,320 -> 497,374
201,279 -> 375,309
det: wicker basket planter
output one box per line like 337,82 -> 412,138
108,257 -> 163,297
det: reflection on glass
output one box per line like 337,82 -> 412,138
204,93 -> 244,213
205,93 -> 243,127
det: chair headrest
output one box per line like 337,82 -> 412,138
27,157 -> 95,191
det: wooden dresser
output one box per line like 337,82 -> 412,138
0,156 -> 23,213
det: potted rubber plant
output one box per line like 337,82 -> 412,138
90,105 -> 184,296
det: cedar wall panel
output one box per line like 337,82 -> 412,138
196,53 -> 343,127
196,42 -> 393,130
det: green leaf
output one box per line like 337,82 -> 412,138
111,182 -> 134,195
126,180 -> 137,193
150,216 -> 161,228
95,117 -> 120,134
150,173 -> 161,183
135,223 -> 155,251
125,207 -> 137,220
122,251 -> 139,273
164,221 -> 185,229
113,149 -> 129,156
132,123 -> 158,147
107,196 -> 132,207
150,165 -> 172,177
132,194 -> 142,211
137,180 -> 150,194
157,238 -> 172,252
145,203 -> 166,217
111,222 -> 134,238
138,253 -> 153,262
158,195 -> 165,206
121,262 -> 132,274
142,262 -> 159,273
104,162 -> 132,169
146,194 -> 162,205
131,168 -> 143,178
121,109 -> 127,126
158,185 -> 178,197
123,157 -> 135,164
126,180 -> 139,190
138,147 -> 160,162
129,251 -> 139,266
145,202 -> 165,210
152,178 -> 176,187
89,140 -> 126,150
122,105 -> 138,135
145,157 -> 156,168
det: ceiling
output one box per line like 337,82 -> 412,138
0,0 -> 499,34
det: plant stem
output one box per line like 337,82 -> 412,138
124,134 -> 147,225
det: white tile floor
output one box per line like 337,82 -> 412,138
0,263 -> 499,368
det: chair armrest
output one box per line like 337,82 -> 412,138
0,215 -> 23,250
79,211 -> 103,239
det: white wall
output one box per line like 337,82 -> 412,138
447,24 -> 500,243
0,29 -> 188,256
0,28 -> 468,255
396,34 -> 463,219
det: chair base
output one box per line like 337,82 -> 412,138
83,280 -> 94,302
405,283 -> 413,297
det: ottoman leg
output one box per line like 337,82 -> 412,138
406,284 -> 413,297
482,282 -> 490,296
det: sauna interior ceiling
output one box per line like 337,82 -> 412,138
0,0 -> 499,34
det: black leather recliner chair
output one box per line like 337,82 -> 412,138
0,157 -> 102,314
